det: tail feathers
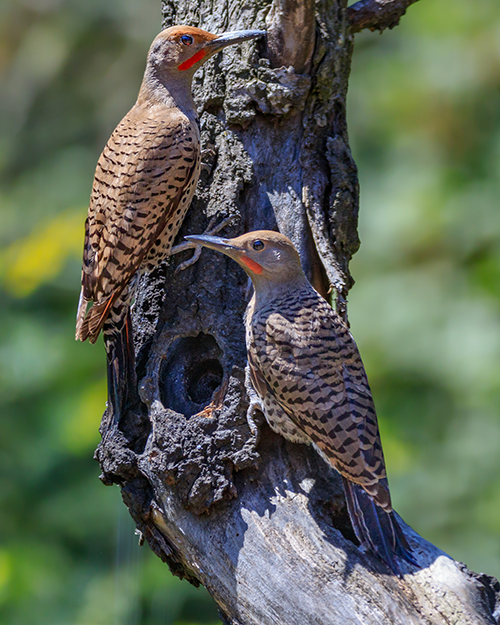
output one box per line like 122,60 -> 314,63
105,310 -> 137,424
75,289 -> 89,340
342,477 -> 416,575
76,294 -> 116,344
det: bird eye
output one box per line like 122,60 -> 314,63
180,34 -> 194,45
252,240 -> 265,251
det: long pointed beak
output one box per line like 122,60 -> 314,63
206,29 -> 266,51
185,234 -> 240,257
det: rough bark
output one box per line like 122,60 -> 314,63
94,0 -> 500,623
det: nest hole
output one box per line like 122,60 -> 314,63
159,333 -> 224,417
186,358 -> 223,404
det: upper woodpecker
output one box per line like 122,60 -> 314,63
75,25 -> 265,419
185,229 -> 415,575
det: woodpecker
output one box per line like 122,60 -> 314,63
75,26 -> 265,420
185,230 -> 415,575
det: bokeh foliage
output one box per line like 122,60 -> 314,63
0,0 -> 220,623
0,0 -> 499,622
348,0 -> 500,578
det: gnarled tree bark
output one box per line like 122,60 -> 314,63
95,0 -> 500,623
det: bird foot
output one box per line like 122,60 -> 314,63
171,215 -> 234,274
246,399 -> 265,436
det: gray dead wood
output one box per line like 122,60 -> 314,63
95,0 -> 500,623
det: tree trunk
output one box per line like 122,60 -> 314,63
95,0 -> 500,622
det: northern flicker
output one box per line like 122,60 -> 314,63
185,230 -> 415,575
75,25 -> 265,420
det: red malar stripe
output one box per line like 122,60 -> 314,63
241,256 -> 263,275
178,49 -> 206,71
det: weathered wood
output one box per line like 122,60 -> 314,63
95,0 -> 500,622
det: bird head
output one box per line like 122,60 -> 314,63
147,25 -> 265,74
185,230 -> 307,289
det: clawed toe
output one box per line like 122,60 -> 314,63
172,215 -> 235,274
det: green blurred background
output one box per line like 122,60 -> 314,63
0,0 -> 499,622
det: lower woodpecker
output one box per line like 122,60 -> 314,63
185,229 -> 416,575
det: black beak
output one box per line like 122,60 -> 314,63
184,234 -> 240,257
206,29 -> 266,51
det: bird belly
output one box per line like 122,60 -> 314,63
261,393 -> 310,445
142,159 -> 201,271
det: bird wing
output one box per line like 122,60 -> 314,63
252,290 -> 390,508
76,106 -> 199,341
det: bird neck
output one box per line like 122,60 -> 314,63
137,65 -> 198,120
252,274 -> 311,309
